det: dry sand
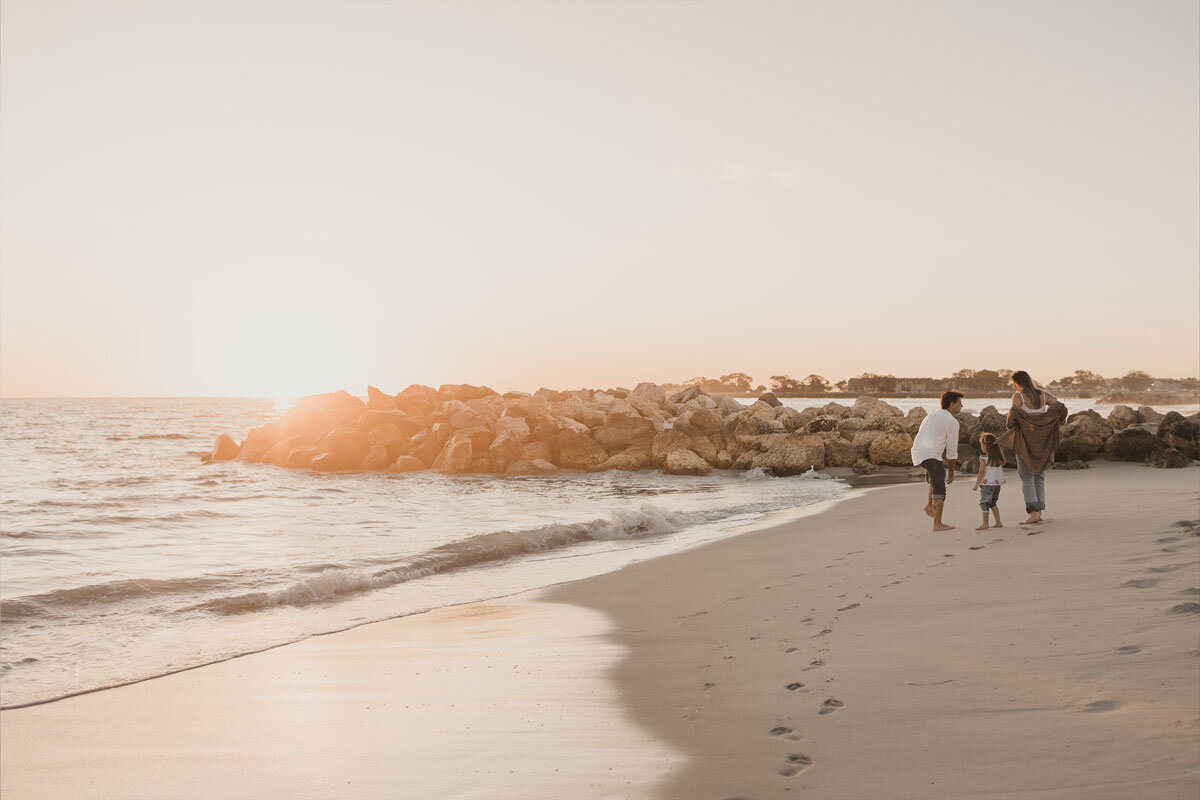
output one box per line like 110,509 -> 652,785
3,461 -> 1198,799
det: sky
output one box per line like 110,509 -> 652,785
2,0 -> 1197,397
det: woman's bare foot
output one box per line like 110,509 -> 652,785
975,523 -> 989,531
933,523 -> 955,531
992,523 -> 1003,528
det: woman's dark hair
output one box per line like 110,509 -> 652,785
940,390 -> 964,409
1011,370 -> 1043,408
979,432 -> 1006,466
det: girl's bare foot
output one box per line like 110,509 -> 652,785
933,523 -> 955,531
975,523 -> 989,531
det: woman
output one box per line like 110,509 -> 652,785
1005,371 -> 1067,524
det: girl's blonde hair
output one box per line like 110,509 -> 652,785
979,432 -> 1006,466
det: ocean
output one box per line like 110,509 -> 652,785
2,394 -> 1192,709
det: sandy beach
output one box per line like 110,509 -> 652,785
3,461 -> 1197,799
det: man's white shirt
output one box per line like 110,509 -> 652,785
910,409 -> 960,466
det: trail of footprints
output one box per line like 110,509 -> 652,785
731,519 -> 1200,794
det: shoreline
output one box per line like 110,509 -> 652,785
3,462 -> 1198,798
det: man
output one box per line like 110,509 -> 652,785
911,390 -> 963,531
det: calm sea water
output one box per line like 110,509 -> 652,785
0,397 -> 849,708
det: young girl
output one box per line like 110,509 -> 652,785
972,432 -> 1006,530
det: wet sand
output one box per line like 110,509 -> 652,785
3,461 -> 1198,799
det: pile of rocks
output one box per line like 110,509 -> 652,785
951,403 -> 1199,471
207,387 -> 1199,476
1052,405 -> 1199,469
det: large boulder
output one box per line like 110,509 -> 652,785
367,423 -> 415,458
211,435 -> 240,462
955,412 -> 982,445
1104,428 -> 1158,462
504,458 -> 558,476
824,437 -> 859,468
1157,412 -> 1200,459
284,445 -> 319,469
362,444 -> 391,470
550,430 -> 608,470
488,432 -> 526,473
837,417 -> 869,438
262,435 -> 306,467
520,440 -> 553,463
664,448 -> 713,476
757,392 -> 782,408
822,401 -> 851,418
1137,406 -> 1163,424
277,391 -> 366,444
669,386 -> 713,405
366,385 -> 397,410
632,382 -> 666,404
978,406 -> 1007,437
1146,448 -> 1190,469
851,396 -> 902,421
407,423 -> 452,466
653,426 -> 717,465
593,413 -> 657,453
356,410 -> 424,439
1106,405 -> 1138,431
495,414 -> 531,441
714,395 -> 745,416
1055,434 -> 1105,462
236,423 -> 282,463
905,407 -> 927,435
594,443 -> 654,472
869,431 -> 915,466
1062,413 -> 1113,441
311,427 -> 369,471
806,415 -> 840,434
433,432 -> 475,474
389,455 -> 427,473
757,434 -> 826,475
394,384 -> 439,417
677,405 -> 725,436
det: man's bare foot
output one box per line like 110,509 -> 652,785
975,523 -> 989,531
1022,515 -> 1039,525
933,523 -> 955,531
923,503 -> 934,518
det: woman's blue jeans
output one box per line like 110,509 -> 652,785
1016,455 -> 1046,514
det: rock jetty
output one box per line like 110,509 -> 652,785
206,386 -> 1199,475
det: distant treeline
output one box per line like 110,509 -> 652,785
662,370 -> 1200,398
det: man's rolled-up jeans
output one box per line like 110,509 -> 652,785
920,458 -> 947,500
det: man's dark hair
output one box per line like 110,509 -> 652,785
940,390 -> 964,409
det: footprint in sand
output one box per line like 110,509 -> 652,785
812,629 -> 832,638
702,682 -> 716,690
780,754 -> 813,776
1081,699 -> 1121,713
1172,520 -> 1199,528
769,726 -> 793,736
819,698 -> 844,715
1116,645 -> 1142,655
785,647 -> 799,653
786,682 -> 805,691
837,603 -> 860,611
1169,602 -> 1200,615
1185,588 -> 1200,596
969,545 -> 985,550
1124,578 -> 1160,589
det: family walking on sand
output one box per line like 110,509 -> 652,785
911,371 -> 1067,532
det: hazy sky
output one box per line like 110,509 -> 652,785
2,0 -> 1197,397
